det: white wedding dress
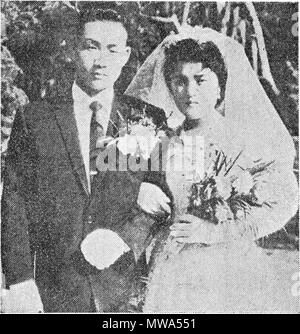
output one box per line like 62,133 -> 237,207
125,28 -> 298,314
142,128 -> 297,314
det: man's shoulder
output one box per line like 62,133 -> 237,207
25,99 -> 51,113
24,82 -> 73,122
23,96 -> 68,124
17,100 -> 49,130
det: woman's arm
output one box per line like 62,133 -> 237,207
232,166 -> 298,241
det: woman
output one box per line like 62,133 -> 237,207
125,28 -> 298,313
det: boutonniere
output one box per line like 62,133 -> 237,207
107,108 -> 166,160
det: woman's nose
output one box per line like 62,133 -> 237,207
187,81 -> 198,98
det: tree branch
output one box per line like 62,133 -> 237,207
221,2 -> 231,35
140,13 -> 181,33
182,1 -> 191,26
63,1 -> 79,13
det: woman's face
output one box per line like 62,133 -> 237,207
169,62 -> 221,120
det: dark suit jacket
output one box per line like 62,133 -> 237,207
1,86 -> 170,312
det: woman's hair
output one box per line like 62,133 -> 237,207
164,39 -> 227,107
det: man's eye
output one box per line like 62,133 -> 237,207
83,43 -> 97,50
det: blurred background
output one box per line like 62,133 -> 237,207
1,1 -> 299,286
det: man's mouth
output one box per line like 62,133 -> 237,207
91,72 -> 108,79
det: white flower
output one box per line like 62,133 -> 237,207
232,171 -> 254,194
116,134 -> 138,157
214,175 -> 232,199
157,130 -> 166,138
112,122 -> 161,160
235,209 -> 245,220
136,135 -> 160,160
215,204 -> 234,223
204,184 -> 213,199
193,198 -> 201,207
81,229 -> 130,270
253,182 -> 271,204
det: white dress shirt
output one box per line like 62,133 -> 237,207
72,82 -> 114,191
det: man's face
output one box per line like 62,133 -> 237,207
74,20 -> 131,96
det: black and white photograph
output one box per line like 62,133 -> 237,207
0,0 -> 299,315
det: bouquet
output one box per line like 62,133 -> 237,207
187,150 -> 275,227
155,149 -> 275,261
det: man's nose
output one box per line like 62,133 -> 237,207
93,51 -> 110,67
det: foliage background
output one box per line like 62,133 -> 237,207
1,1 -> 298,246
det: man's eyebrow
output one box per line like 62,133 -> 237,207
83,38 -> 100,47
107,44 -> 118,49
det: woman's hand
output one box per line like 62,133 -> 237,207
170,213 -> 221,244
137,182 -> 171,216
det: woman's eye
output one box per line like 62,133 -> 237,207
195,77 -> 205,84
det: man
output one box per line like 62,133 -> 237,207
1,8 -> 170,313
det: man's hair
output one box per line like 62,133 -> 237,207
164,39 -> 227,107
77,4 -> 128,36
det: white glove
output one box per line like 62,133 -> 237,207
81,229 -> 130,270
137,182 -> 171,216
2,279 -> 44,313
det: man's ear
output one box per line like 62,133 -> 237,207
122,46 -> 131,65
67,48 -> 77,64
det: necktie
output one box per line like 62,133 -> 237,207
90,101 -> 105,186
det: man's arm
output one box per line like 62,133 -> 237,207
1,110 -> 44,313
1,110 -> 36,286
80,179 -> 171,270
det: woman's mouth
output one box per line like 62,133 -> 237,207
187,101 -> 199,107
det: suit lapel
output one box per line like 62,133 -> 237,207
53,100 -> 90,197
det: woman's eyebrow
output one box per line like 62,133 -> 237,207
173,73 -> 185,78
